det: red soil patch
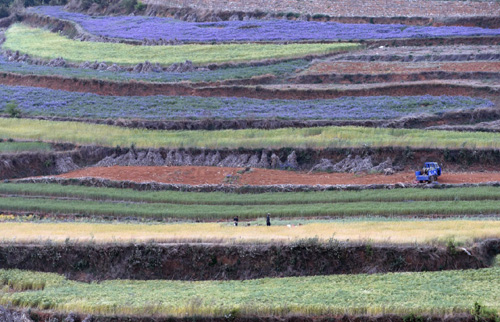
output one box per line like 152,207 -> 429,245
303,61 -> 500,75
56,166 -> 500,186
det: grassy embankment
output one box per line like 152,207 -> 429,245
3,24 -> 358,65
1,118 -> 500,149
0,141 -> 52,153
0,268 -> 499,316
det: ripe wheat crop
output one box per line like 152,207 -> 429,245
0,219 -> 499,244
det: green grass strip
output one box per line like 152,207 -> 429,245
3,183 -> 500,205
1,268 -> 499,316
3,24 -> 358,65
2,195 -> 500,219
0,141 -> 52,153
1,118 -> 500,149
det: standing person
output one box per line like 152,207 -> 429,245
266,213 -> 271,226
233,216 -> 239,226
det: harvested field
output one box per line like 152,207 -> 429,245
56,166 -> 500,186
143,0 -> 500,18
0,220 -> 499,244
330,45 -> 500,62
300,46 -> 500,82
301,61 -> 500,75
292,60 -> 500,83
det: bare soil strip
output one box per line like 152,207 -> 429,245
56,166 -> 500,186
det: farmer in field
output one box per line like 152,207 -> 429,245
266,213 -> 271,226
233,216 -> 239,226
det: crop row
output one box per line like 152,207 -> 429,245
31,6 -> 500,42
1,219 -> 499,244
0,85 -> 491,120
2,195 -> 500,219
3,183 -> 500,206
3,25 -> 358,65
1,268 -> 499,316
3,118 -> 500,149
0,56 -> 308,83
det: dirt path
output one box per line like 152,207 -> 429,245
55,166 -> 500,185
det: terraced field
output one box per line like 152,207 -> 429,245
0,87 -> 492,120
1,268 -> 500,316
1,219 -> 500,244
0,0 -> 499,321
5,24 -> 356,65
0,56 -> 308,82
291,45 -> 500,84
4,118 -> 500,149
303,61 -> 500,75
28,6 -> 500,42
4,182 -> 500,220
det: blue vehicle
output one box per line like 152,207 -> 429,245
415,162 -> 442,183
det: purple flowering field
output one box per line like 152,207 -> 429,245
0,84 -> 492,120
0,56 -> 308,83
31,6 -> 500,42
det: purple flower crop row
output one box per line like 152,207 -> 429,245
0,56 -> 307,82
31,6 -> 500,42
0,84 -> 493,120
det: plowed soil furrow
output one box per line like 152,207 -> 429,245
55,166 -> 500,186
